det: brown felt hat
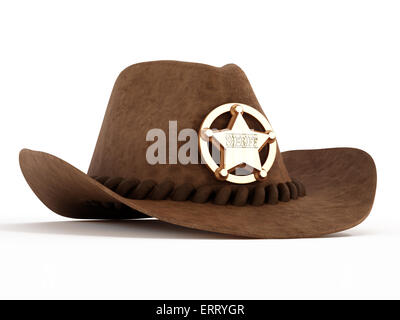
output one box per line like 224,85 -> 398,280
19,61 -> 377,238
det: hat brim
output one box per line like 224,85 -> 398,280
19,147 -> 376,238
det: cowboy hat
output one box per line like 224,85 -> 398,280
19,61 -> 377,238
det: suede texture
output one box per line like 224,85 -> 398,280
87,61 -> 290,187
18,61 -> 377,238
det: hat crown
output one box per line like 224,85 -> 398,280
88,61 -> 290,187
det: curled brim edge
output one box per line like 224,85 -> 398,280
19,147 -> 376,238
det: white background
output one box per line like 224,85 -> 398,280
0,0 -> 399,299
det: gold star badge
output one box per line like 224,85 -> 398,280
200,103 -> 277,184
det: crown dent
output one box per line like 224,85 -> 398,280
87,61 -> 291,187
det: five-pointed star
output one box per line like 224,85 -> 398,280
209,109 -> 272,172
